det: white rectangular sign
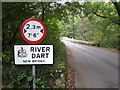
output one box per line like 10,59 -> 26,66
14,45 -> 53,65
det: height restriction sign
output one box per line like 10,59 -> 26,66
20,18 -> 46,44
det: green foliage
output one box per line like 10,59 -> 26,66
3,65 -> 31,88
35,78 -> 48,88
2,2 -> 37,52
2,1 -> 119,89
62,2 -> 120,50
52,86 -> 61,88
2,2 -> 66,89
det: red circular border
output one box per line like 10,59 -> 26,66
20,18 -> 46,44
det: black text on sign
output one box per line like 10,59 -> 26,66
14,45 -> 53,65
20,18 -> 46,44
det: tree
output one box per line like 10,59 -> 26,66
83,2 -> 120,25
2,2 -> 37,50
111,1 -> 120,17
2,2 -> 67,88
62,2 -> 120,49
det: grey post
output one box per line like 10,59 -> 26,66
32,65 -> 36,90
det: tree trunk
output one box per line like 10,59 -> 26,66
112,2 -> 120,18
41,2 -> 45,22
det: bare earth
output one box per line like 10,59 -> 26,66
63,40 -> 118,88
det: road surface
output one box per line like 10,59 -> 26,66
63,40 -> 118,88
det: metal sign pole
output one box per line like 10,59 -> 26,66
32,65 -> 36,90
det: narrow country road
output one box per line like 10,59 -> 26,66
63,40 -> 118,88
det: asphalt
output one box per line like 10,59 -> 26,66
62,40 -> 118,88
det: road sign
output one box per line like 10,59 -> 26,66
20,18 -> 46,44
14,45 -> 53,65
19,18 -> 49,89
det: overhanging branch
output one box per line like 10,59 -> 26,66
93,11 -> 120,25
93,12 -> 107,18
